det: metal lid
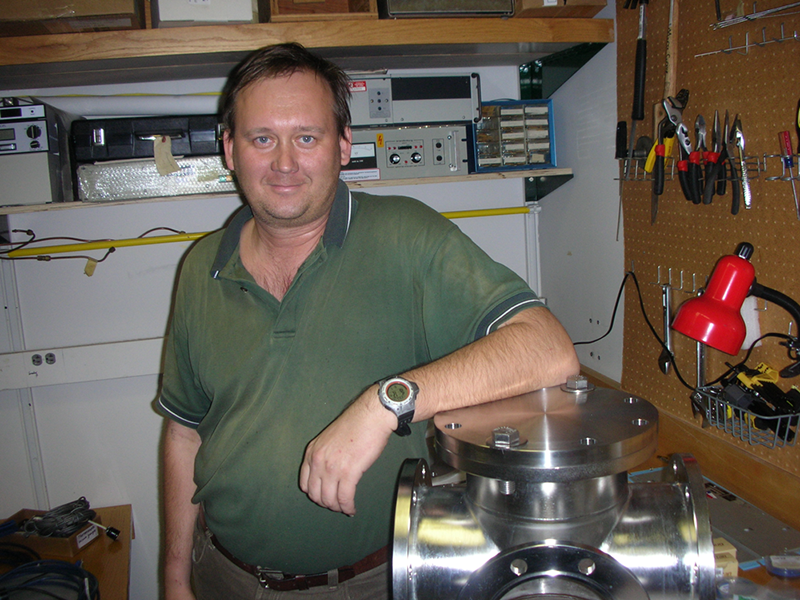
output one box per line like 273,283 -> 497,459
433,386 -> 658,482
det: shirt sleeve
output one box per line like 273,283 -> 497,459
157,263 -> 211,429
420,224 -> 545,360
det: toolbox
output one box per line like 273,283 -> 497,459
472,99 -> 556,173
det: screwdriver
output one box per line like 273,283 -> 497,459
625,2 -> 647,182
779,130 -> 799,220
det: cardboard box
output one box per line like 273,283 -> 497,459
152,0 -> 268,26
714,537 -> 739,578
269,0 -> 377,22
514,0 -> 606,18
0,0 -> 145,37
0,509 -> 100,557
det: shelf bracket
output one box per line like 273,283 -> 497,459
524,173 -> 573,201
519,42 -> 606,99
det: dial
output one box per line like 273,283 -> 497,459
386,382 -> 410,403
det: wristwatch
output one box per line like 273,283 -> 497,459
377,376 -> 418,436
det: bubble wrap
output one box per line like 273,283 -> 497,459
77,155 -> 237,202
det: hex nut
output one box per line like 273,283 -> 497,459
492,426 -> 521,449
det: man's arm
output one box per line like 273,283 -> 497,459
163,419 -> 202,600
299,306 -> 579,515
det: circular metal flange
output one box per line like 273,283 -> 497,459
666,454 -> 717,600
434,386 -> 658,482
457,542 -> 650,600
392,458 -> 431,600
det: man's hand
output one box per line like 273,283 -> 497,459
299,385 -> 396,515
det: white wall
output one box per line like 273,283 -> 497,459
0,64 -> 541,600
540,2 -> 624,383
2,195 -> 242,600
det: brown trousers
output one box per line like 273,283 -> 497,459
191,518 -> 391,600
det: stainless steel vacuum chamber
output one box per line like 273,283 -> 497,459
392,380 -> 715,600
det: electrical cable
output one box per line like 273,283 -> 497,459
573,271 -> 630,347
0,559 -> 99,600
572,270 -> 797,393
0,226 -> 191,264
22,497 -> 95,539
0,542 -> 41,569
707,332 -> 795,386
572,270 -> 693,391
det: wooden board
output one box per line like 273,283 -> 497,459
616,0 -> 800,525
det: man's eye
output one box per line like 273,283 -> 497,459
299,135 -> 315,144
255,136 -> 270,145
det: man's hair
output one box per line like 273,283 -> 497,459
220,42 -> 351,138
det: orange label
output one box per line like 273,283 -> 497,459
376,133 -> 384,148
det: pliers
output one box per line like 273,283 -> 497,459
652,117 -> 674,197
691,115 -> 707,204
702,110 -> 723,203
623,0 -> 648,8
663,97 -> 697,203
704,111 -> 741,214
724,112 -> 742,214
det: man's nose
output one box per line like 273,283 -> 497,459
272,142 -> 298,172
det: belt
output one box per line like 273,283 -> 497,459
198,508 -> 388,591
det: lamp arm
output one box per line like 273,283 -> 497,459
749,281 -> 800,326
750,281 -> 800,378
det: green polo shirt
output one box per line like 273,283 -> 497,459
158,180 -> 543,574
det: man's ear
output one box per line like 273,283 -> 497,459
222,129 -> 236,172
340,127 -> 353,167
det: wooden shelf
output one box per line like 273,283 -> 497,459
0,18 -> 613,89
0,168 -> 572,216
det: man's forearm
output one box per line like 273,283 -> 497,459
408,306 -> 579,421
300,305 -> 578,515
163,419 -> 201,598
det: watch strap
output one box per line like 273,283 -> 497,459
394,409 -> 414,437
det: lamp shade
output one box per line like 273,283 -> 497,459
671,246 -> 755,355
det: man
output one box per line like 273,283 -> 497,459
159,42 -> 578,600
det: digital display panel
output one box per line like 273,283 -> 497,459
0,129 -> 15,141
0,108 -> 22,119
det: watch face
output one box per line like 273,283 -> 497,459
386,381 -> 410,403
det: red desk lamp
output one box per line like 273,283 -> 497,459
671,243 -> 800,378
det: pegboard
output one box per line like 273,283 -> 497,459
616,0 -> 800,497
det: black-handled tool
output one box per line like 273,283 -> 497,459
615,121 -> 628,159
703,141 -> 728,204
694,115 -> 709,204
729,152 -> 741,214
625,3 -> 648,182
717,110 -> 730,197
632,16 -> 647,122
702,110 -> 721,203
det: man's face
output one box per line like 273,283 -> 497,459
223,71 -> 352,230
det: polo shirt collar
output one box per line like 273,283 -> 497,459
211,179 -> 355,279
